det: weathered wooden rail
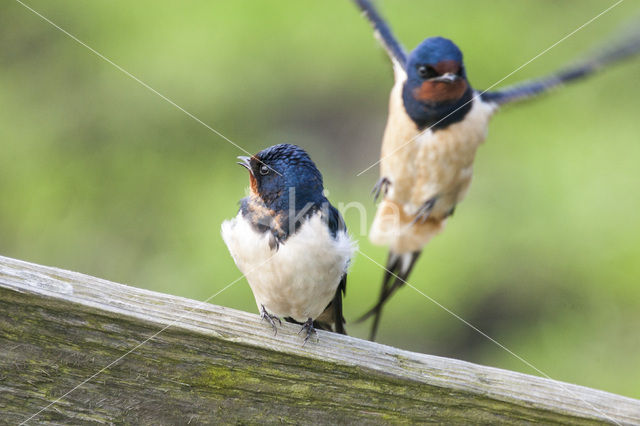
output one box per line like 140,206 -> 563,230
0,255 -> 638,424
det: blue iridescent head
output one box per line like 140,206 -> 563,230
237,144 -> 325,212
402,37 -> 473,129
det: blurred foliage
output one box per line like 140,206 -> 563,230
1,0 -> 639,398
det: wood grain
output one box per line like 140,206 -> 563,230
0,255 -> 638,424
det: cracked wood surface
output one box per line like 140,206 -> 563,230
0,255 -> 639,424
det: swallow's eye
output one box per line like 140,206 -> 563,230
259,164 -> 270,175
418,65 -> 438,79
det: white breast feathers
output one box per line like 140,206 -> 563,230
221,212 -> 356,323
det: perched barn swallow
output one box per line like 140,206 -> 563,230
353,0 -> 640,340
221,144 -> 356,343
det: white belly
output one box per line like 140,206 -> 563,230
370,91 -> 497,253
385,95 -> 496,214
221,213 -> 355,322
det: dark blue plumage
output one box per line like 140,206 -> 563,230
354,0 -> 407,66
410,37 -> 464,68
481,27 -> 640,105
351,0 -> 640,342
402,37 -> 474,129
224,144 -> 353,341
249,144 -> 324,211
238,144 -> 344,247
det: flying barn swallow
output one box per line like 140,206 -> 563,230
221,144 -> 356,343
352,0 -> 640,340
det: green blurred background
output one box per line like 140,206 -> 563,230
2,0 -> 639,398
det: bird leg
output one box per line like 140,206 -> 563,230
371,177 -> 390,203
260,305 -> 282,336
411,197 -> 437,225
298,318 -> 317,346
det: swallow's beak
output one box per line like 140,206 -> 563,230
237,156 -> 253,174
431,72 -> 459,83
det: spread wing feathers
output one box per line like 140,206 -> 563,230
353,0 -> 408,69
356,250 -> 421,341
482,23 -> 640,106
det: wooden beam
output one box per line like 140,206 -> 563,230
0,255 -> 638,424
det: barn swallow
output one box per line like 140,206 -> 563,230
221,144 -> 356,343
353,0 -> 640,340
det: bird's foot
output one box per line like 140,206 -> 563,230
446,206 -> 456,218
260,305 -> 282,336
411,197 -> 437,225
297,318 -> 318,346
371,177 -> 390,203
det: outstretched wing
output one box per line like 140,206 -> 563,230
482,24 -> 640,106
352,0 -> 408,70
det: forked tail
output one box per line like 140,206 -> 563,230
357,250 -> 421,341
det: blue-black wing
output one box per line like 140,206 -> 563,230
482,25 -> 640,106
352,0 -> 408,69
325,204 -> 348,334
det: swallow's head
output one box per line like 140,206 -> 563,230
404,37 -> 469,105
237,144 -> 324,211
402,37 -> 471,127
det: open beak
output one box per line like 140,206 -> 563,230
431,72 -> 458,83
237,156 -> 253,174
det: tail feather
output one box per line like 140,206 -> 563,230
357,250 -> 421,341
332,275 -> 347,335
356,252 -> 399,323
